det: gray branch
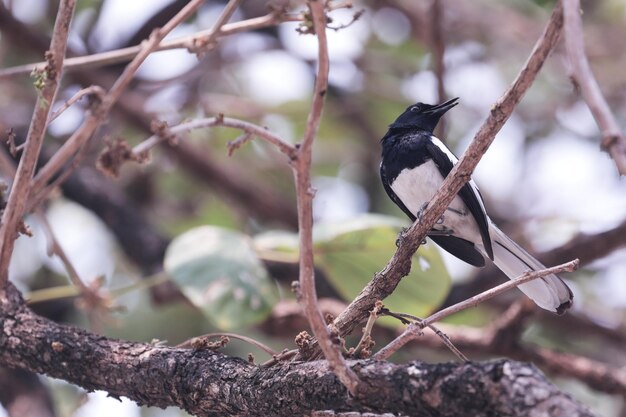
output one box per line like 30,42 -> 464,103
0,282 -> 595,417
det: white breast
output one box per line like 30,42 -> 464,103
390,161 -> 443,216
390,162 -> 483,243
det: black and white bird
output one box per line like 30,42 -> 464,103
379,97 -> 573,314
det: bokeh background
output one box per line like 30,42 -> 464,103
1,0 -> 625,416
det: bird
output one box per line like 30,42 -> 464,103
379,97 -> 573,314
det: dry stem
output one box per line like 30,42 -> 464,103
374,259 -> 579,360
28,0 -> 211,204
0,0 -> 77,285
133,116 -> 296,159
47,85 -> 105,124
562,0 -> 626,175
0,13 -> 302,80
176,332 -> 278,357
291,0 -> 360,395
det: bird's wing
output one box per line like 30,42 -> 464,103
429,235 -> 486,267
425,136 -> 493,259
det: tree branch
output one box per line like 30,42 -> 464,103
28,0 -> 209,202
562,0 -> 626,175
374,259 -> 579,360
47,85 -> 105,124
413,301 -> 626,397
422,259 -> 578,327
292,0 -> 360,394
0,12 -> 302,80
430,0 -> 447,139
0,281 -> 595,417
0,0 -> 77,285
133,116 -> 297,159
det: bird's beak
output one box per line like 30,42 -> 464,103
426,97 -> 459,115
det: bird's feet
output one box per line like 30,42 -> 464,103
395,227 -> 408,247
416,202 -> 429,221
417,202 -> 446,225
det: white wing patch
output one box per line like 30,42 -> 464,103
431,135 -> 488,218
430,136 -> 458,163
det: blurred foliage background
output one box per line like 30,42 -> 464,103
1,0 -> 625,416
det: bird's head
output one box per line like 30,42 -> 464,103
389,97 -> 459,132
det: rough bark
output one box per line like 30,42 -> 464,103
0,282 -> 594,417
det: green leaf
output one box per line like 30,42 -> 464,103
253,230 -> 300,263
164,226 -> 278,330
313,214 -> 451,328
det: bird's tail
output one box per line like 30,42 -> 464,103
488,223 -> 573,314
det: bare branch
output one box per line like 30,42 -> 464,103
351,302 -> 383,358
35,210 -> 89,293
300,7 -> 330,155
47,85 -> 105,124
0,0 -> 77,285
227,132 -> 253,156
329,0 -> 566,340
375,260 -> 578,360
562,0 -> 626,175
0,280 -> 596,416
133,116 -> 297,159
28,0 -> 210,203
380,310 -> 469,362
421,259 -> 578,327
0,12 -> 303,80
176,333 -> 278,357
430,0 -> 447,138
185,0 -> 241,54
292,0 -> 360,395
409,301 -> 626,397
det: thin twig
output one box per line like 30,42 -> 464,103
35,210 -> 89,293
28,0 -> 210,203
562,0 -> 626,175
47,85 -> 105,124
421,259 -> 578,327
430,0 -> 447,139
176,332 -> 278,357
185,0 -> 241,54
227,132 -> 254,156
26,137 -> 91,212
292,0 -> 360,395
0,13 -> 303,80
373,322 -> 420,361
427,324 -> 469,362
0,0 -> 77,286
328,0 -> 565,341
380,310 -> 468,362
133,116 -> 297,159
34,208 -> 115,331
375,260 -> 578,360
351,302 -> 383,357
261,348 -> 299,367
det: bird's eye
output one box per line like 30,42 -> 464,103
410,105 -> 421,112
